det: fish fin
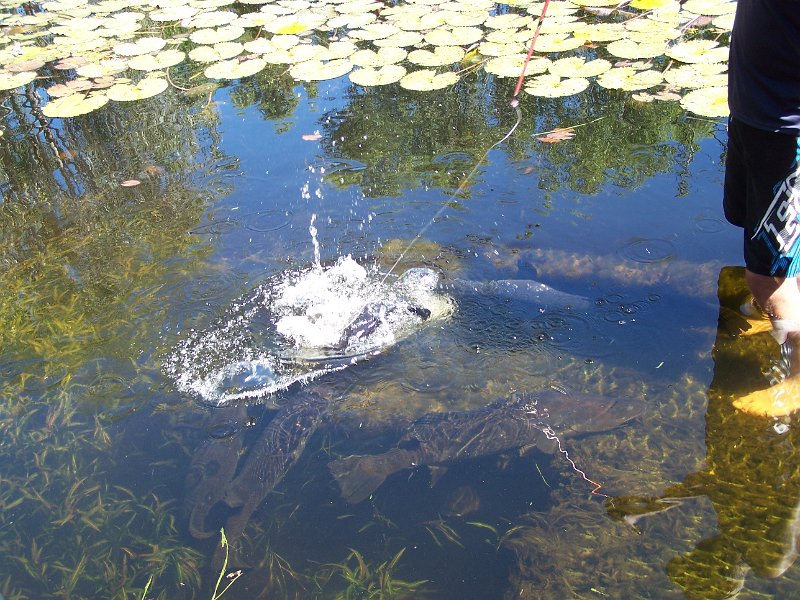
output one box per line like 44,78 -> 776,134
329,455 -> 390,504
533,430 -> 559,454
428,465 -> 448,487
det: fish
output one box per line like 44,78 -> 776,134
186,390 -> 328,561
329,389 -> 640,505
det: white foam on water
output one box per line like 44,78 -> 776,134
165,256 -> 454,406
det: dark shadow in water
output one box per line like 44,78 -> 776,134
607,266 -> 800,599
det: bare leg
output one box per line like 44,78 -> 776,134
733,270 -> 800,416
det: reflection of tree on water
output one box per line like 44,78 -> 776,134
607,266 -> 800,598
318,75 -> 719,199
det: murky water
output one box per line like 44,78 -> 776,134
2,55 -> 800,600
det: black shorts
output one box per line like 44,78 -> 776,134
724,116 -> 800,277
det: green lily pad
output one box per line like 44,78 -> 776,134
204,57 -> 267,79
106,76 -> 167,101
0,70 -> 37,90
425,26 -> 483,46
186,10 -> 237,29
349,64 -> 406,86
127,49 -> 185,71
189,25 -> 245,45
408,46 -> 465,67
351,47 -> 407,67
596,67 -> 663,90
485,54 -> 550,78
533,34 -> 585,53
606,38 -> 666,60
524,73 -> 590,97
399,68 -> 459,91
680,85 -> 728,117
76,58 -> 128,78
113,36 -> 166,56
188,42 -> 244,63
42,91 -> 108,117
289,58 -> 352,81
373,31 -> 424,48
666,39 -> 729,64
549,56 -> 611,78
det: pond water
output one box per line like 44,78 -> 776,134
3,30 -> 800,600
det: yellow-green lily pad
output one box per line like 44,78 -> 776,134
680,85 -> 728,117
0,70 -> 37,90
408,45 -> 464,67
189,25 -> 245,45
399,68 -> 459,91
113,36 -> 166,56
666,39 -> 729,64
549,56 -> 611,78
204,57 -> 267,79
351,47 -> 407,67
349,64 -> 406,86
524,73 -> 590,97
289,58 -> 352,81
127,49 -> 185,71
596,67 -> 663,90
606,38 -> 666,59
42,91 -> 108,117
484,54 -> 550,78
106,76 -> 167,101
188,42 -> 244,63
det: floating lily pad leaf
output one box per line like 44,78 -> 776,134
441,10 -> 486,27
264,44 -> 328,64
189,25 -> 245,44
42,91 -> 108,117
7,58 -> 45,72
0,70 -> 37,90
191,0 -> 237,8
46,78 -> 93,97
572,22 -> 625,42
205,56 -> 267,79
76,58 -> 128,78
569,0 -> 618,5
533,34 -> 584,53
606,38 -> 666,59
237,12 -> 284,27
524,73 -> 589,97
373,30 -> 424,48
395,12 -> 446,31
349,64 -> 406,86
351,47 -> 407,67
538,16 -> 581,35
596,67 -> 663,90
408,45 -> 464,67
549,56 -> 611,78
264,12 -> 327,35
664,62 -> 727,88
712,12 -> 735,31
327,12 -> 376,29
425,26 -> 482,46
106,76 -> 167,101
187,10 -> 237,29
484,13 -> 534,29
485,27 -> 535,44
525,1 -> 578,15
289,58 -> 352,81
114,36 -> 166,56
243,38 -> 274,54
348,23 -> 400,41
666,39 -> 729,64
279,0 -> 311,10
188,42 -> 244,63
682,0 -> 736,15
399,68 -> 459,91
149,6 -> 199,21
478,41 -> 525,57
680,85 -> 727,117
630,0 -> 672,8
54,56 -> 89,70
335,0 -> 383,13
484,54 -> 550,77
128,49 -> 185,71
328,40 -> 359,58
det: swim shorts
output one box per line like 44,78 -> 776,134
724,116 -> 800,277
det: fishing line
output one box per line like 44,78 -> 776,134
541,425 -> 608,497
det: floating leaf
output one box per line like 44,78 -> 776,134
425,26 -> 483,46
0,70 -> 37,90
682,0 -> 736,15
128,49 -> 185,71
532,34 -> 584,53
42,91 -> 108,117
351,47 -> 407,67
549,56 -> 611,78
596,67 -> 663,90
485,54 -> 550,78
76,58 -> 128,78
666,39 -> 729,64
188,42 -> 244,63
537,127 -> 575,142
113,36 -> 166,56
664,62 -> 727,88
204,57 -> 267,79
524,74 -> 590,97
606,38 -> 666,60
149,6 -> 199,21
408,46 -> 465,67
373,31 -> 425,48
189,25 -> 245,45
680,85 -> 728,117
264,12 -> 327,35
349,64 -> 406,86
289,58 -> 352,81
399,68 -> 459,91
106,76 -> 167,101
186,10 -> 238,29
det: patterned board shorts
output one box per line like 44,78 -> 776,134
724,116 -> 800,278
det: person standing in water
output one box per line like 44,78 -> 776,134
723,0 -> 800,416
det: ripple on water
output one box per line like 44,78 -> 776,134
241,209 -> 292,232
531,311 -> 617,359
618,237 -> 675,264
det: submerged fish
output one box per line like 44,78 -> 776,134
329,390 -> 640,504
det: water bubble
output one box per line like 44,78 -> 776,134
618,237 -> 675,264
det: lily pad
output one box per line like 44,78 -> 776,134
485,54 -> 551,78
289,58 -> 353,81
524,73 -> 590,97
189,25 -> 245,45
204,57 -> 267,79
680,85 -> 728,117
549,56 -> 611,78
188,42 -> 244,63
43,90 -> 109,117
408,46 -> 465,67
533,34 -> 585,53
399,68 -> 459,91
0,70 -> 37,90
349,64 -> 407,86
351,47 -> 407,67
596,67 -> 663,90
127,49 -> 185,71
113,36 -> 166,56
666,39 -> 729,64
425,26 -> 483,46
106,76 -> 167,101
606,38 -> 666,60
